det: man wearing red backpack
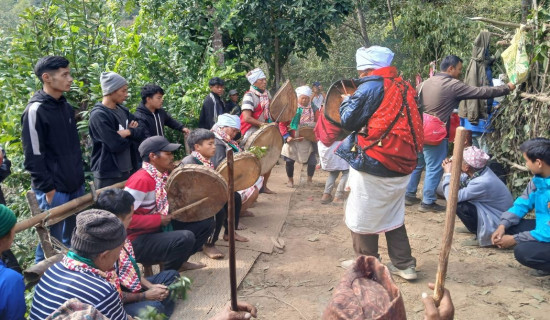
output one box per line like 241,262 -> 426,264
336,46 -> 423,280
406,55 -> 515,212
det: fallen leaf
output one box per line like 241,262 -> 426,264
508,316 -> 516,320
531,293 -> 545,302
481,290 -> 491,295
508,288 -> 522,292
308,235 -> 319,242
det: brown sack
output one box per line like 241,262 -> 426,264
323,256 -> 406,320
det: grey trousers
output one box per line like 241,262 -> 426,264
324,170 -> 349,198
351,225 -> 416,270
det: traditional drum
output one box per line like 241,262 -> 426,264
244,123 -> 284,175
325,79 -> 358,126
270,79 -> 297,122
217,151 -> 261,190
297,124 -> 317,142
166,164 -> 228,222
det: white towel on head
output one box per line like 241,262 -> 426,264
356,46 -> 394,71
216,113 -> 241,129
246,68 -> 266,85
295,85 -> 312,98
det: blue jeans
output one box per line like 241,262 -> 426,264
123,270 -> 179,318
405,152 -> 425,198
34,185 -> 85,263
421,139 -> 448,204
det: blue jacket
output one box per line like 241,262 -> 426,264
0,260 -> 26,320
500,175 -> 550,242
336,76 -> 405,177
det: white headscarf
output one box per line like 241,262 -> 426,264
246,68 -> 266,85
356,46 -> 395,71
215,114 -> 241,130
295,85 -> 312,98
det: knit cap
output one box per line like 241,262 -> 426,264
0,205 -> 16,238
71,209 -> 126,254
463,146 -> 490,169
100,72 -> 128,96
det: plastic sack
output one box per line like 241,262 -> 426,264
501,26 -> 529,84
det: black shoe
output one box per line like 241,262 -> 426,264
418,202 -> 446,213
405,195 -> 421,206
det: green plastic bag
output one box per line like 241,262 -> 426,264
501,26 -> 529,84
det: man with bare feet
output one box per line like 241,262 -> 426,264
181,128 -> 249,260
124,136 -> 214,271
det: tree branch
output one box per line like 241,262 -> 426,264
499,157 -> 529,172
468,17 -> 526,29
520,92 -> 550,103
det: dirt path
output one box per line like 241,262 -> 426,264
239,165 -> 550,320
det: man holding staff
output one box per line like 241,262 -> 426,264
336,46 -> 423,280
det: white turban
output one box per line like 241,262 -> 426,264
216,114 -> 241,130
295,85 -> 312,98
356,46 -> 395,71
246,68 -> 266,85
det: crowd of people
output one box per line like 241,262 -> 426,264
0,43 -> 548,319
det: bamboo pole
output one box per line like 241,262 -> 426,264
226,149 -> 238,311
26,191 -> 56,258
14,181 -> 126,234
433,127 -> 467,306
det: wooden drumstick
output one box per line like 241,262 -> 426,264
340,80 -> 349,96
433,127 -> 467,306
226,149 -> 238,311
170,197 -> 209,219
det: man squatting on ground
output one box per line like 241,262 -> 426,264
492,138 -> 550,277
336,46 -> 424,280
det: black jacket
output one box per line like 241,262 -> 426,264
89,103 -> 145,179
225,100 -> 241,115
21,90 -> 85,193
134,102 -> 185,143
199,93 -> 226,129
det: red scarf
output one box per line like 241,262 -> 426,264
117,239 -> 142,293
191,151 -> 214,168
357,66 -> 424,174
62,254 -> 122,298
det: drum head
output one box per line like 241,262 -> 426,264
325,79 -> 358,127
270,80 -> 297,122
166,165 -> 228,222
217,152 -> 261,190
298,125 -> 317,142
244,123 -> 284,175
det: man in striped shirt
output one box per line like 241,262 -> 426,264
30,210 -> 129,320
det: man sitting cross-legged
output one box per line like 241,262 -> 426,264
181,128 -> 249,259
124,136 -> 214,271
96,188 -> 180,318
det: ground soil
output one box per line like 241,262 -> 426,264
239,166 -> 550,320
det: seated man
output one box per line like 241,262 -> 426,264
30,210 -> 129,320
96,189 -> 179,318
181,128 -> 248,259
0,205 -> 25,320
441,146 -> 514,246
492,138 -> 550,276
134,84 -> 190,143
124,136 -> 213,271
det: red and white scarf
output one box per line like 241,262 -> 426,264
213,127 -> 242,152
142,162 -> 170,217
62,254 -> 122,297
191,151 -> 214,168
299,103 -> 315,125
117,239 -> 142,293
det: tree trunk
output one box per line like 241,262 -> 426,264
274,35 -> 281,91
386,0 -> 396,34
210,6 -> 224,66
355,0 -> 370,47
521,0 -> 531,23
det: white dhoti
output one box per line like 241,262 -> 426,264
318,141 -> 348,171
345,167 -> 411,234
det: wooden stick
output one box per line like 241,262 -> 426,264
23,253 -> 63,288
170,197 -> 209,219
226,149 -> 238,311
15,181 -> 126,234
433,127 -> 467,306
26,191 -> 56,259
520,92 -> 550,103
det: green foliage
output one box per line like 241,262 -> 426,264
137,306 -> 167,320
167,276 -> 192,301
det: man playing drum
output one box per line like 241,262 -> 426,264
124,136 -> 214,271
279,86 -> 318,188
240,68 -> 275,194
